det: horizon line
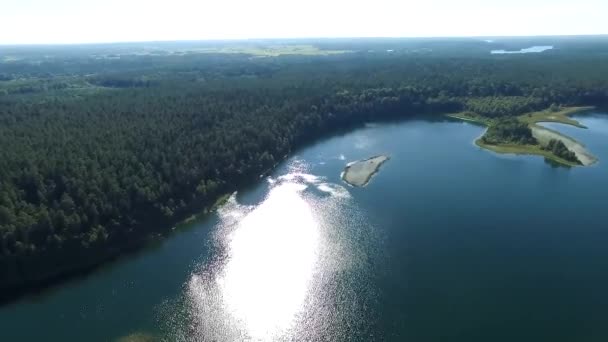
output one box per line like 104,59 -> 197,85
1,33 -> 607,47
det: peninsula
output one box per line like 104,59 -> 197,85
448,106 -> 598,166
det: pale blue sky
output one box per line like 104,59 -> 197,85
1,0 -> 607,44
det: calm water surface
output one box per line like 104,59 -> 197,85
2,113 -> 608,341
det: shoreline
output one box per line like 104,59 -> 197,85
1,106 -> 597,303
474,137 -> 581,167
0,191 -> 235,305
530,124 -> 597,166
448,106 -> 598,167
0,152 -> 293,302
520,106 -> 595,128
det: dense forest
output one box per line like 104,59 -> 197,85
480,118 -> 538,145
1,37 -> 608,294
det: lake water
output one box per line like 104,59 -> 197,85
2,113 -> 608,341
491,45 -> 554,54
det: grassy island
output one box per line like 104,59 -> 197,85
342,155 -> 390,187
448,106 -> 597,167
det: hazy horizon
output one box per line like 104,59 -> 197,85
2,0 -> 607,45
2,34 -> 608,47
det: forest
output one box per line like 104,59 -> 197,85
480,118 -> 538,145
1,37 -> 608,294
541,139 -> 580,163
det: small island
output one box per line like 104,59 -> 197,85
448,106 -> 598,167
342,155 -> 390,187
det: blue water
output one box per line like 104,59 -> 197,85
1,113 -> 608,341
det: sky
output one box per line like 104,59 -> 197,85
1,0 -> 607,44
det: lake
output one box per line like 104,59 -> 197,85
2,112 -> 608,341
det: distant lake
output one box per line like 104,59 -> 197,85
2,112 -> 608,341
491,45 -> 554,54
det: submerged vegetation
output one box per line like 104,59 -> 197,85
115,333 -> 158,342
1,37 -> 608,293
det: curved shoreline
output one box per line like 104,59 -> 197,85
1,106 -> 597,302
531,124 -> 597,166
448,107 -> 598,167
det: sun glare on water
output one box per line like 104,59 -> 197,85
218,181 -> 320,339
174,159 -> 365,341
165,158 -> 380,341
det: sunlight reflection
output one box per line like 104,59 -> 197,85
176,164 -> 372,341
217,181 -> 320,339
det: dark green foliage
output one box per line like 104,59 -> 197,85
465,97 -> 545,117
481,118 -> 538,145
1,39 -> 608,291
541,139 -> 581,164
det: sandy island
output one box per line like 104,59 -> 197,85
342,155 -> 390,187
531,125 -> 597,166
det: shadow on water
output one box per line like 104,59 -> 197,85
0,214 -> 215,306
543,157 -> 574,169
